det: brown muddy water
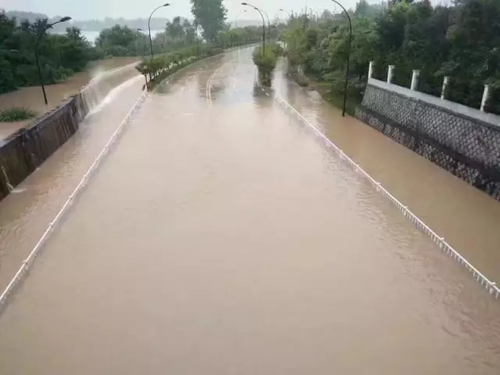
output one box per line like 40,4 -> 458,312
0,57 -> 139,139
0,48 -> 499,375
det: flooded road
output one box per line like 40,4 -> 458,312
0,48 -> 499,374
272,63 -> 500,285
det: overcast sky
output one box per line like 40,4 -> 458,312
2,0 -> 381,21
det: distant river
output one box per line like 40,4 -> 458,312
53,30 -> 163,45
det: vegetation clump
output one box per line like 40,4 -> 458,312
252,45 -> 279,87
0,107 -> 36,122
280,0 -> 500,114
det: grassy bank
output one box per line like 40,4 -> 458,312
296,76 -> 363,117
0,108 -> 36,122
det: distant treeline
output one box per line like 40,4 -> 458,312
0,6 -> 274,95
4,10 -> 170,31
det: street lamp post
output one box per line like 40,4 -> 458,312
279,8 -> 291,25
235,9 -> 247,28
279,8 -> 291,18
136,28 -> 146,56
194,20 -> 200,57
261,9 -> 272,42
148,3 -> 170,60
35,16 -> 71,106
331,0 -> 352,117
242,2 -> 266,54
234,10 -> 247,48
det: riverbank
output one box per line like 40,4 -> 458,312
0,57 -> 139,139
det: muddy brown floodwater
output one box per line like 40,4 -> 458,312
0,57 -> 139,139
0,48 -> 499,374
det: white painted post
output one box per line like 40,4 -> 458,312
410,70 -> 420,91
480,84 -> 490,112
441,76 -> 449,100
387,65 -> 395,84
368,61 -> 374,79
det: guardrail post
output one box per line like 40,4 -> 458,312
387,65 -> 395,84
410,70 -> 420,91
368,61 -> 374,79
480,84 -> 490,112
441,76 -> 449,100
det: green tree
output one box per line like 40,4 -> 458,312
0,11 -> 95,94
96,25 -> 138,56
60,27 -> 92,72
253,45 -> 278,86
166,16 -> 185,39
442,0 -> 500,108
190,0 -> 227,42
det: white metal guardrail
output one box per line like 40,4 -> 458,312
271,90 -> 499,299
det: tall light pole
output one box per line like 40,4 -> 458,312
331,0 -> 352,117
279,8 -> 291,17
261,9 -> 272,42
148,3 -> 170,60
235,9 -> 247,28
35,16 -> 71,106
136,28 -> 147,56
194,19 -> 200,57
234,10 -> 247,47
279,8 -> 291,21
242,2 -> 266,54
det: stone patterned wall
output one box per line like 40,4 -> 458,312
355,83 -> 500,200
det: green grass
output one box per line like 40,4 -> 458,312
307,81 -> 362,116
323,90 -> 361,116
0,107 -> 37,122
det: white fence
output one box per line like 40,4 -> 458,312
271,89 -> 500,299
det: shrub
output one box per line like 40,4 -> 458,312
0,107 -> 36,122
207,47 -> 224,56
105,45 -> 131,57
252,46 -> 278,86
270,42 -> 284,56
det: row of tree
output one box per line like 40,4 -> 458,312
94,18 -> 271,58
0,12 -> 96,94
280,0 -> 500,114
0,0 -> 276,95
4,11 -> 170,32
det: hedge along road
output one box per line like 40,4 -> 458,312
0,47 -> 499,374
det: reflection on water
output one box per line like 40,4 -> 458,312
0,48 -> 499,375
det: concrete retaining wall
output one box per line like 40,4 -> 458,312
355,78 -> 500,200
0,93 -> 89,200
0,62 -> 140,202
